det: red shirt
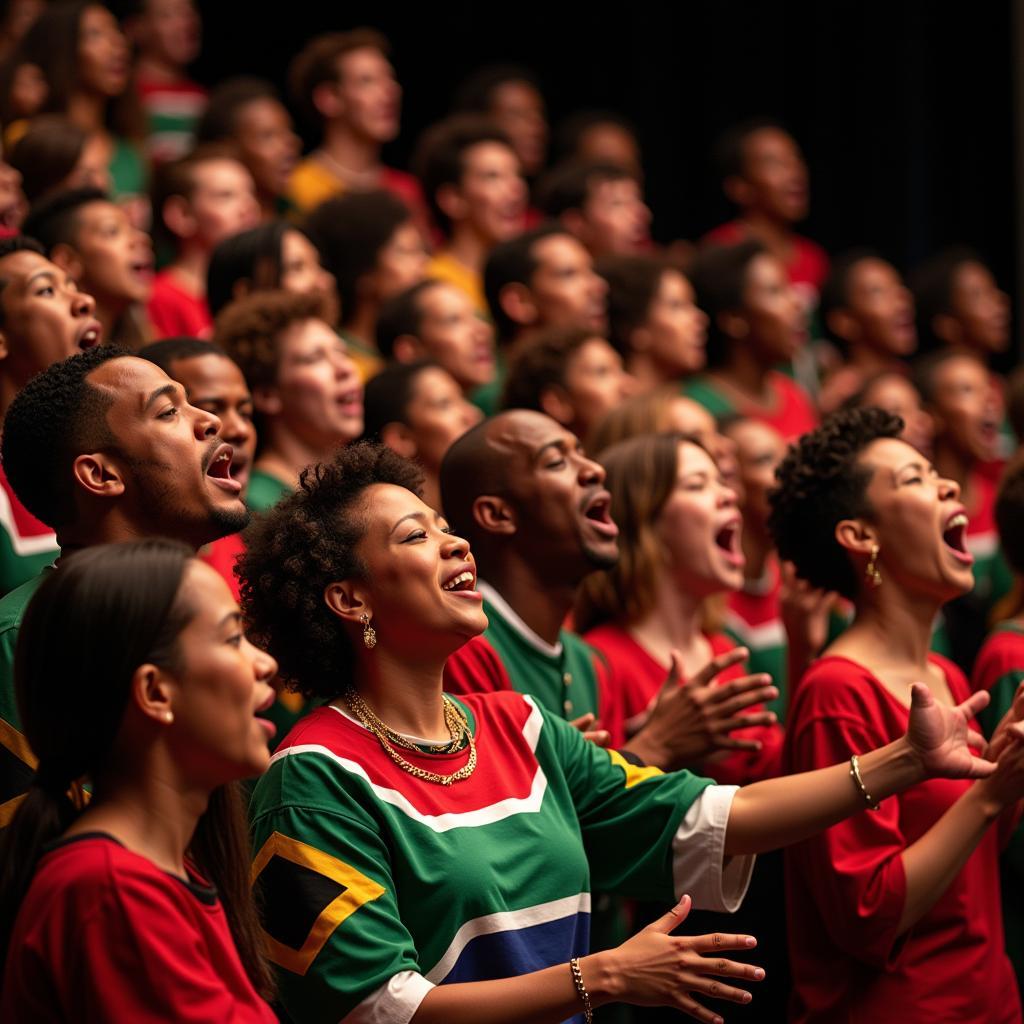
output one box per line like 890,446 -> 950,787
200,532 -> 246,601
704,219 -> 830,295
583,624 -> 783,784
784,654 -> 1020,1024
1,833 -> 276,1023
147,270 -> 213,340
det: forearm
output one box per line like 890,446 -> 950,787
725,737 -> 922,855
897,784 -> 1001,934
413,952 -> 617,1024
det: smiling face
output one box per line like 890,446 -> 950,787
851,436 -> 973,602
637,269 -> 708,376
0,250 -> 101,390
165,560 -> 277,782
483,409 -> 619,580
655,440 -> 744,598
165,353 -> 256,492
270,319 -> 363,448
348,484 -> 487,656
86,357 -> 249,547
336,45 -> 401,143
64,200 -> 154,309
414,282 -> 495,392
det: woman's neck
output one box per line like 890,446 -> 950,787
740,520 -> 773,582
628,351 -> 681,392
66,91 -> 107,134
848,346 -> 900,377
628,571 -> 710,672
67,757 -> 208,878
167,245 -> 211,296
353,647 -> 448,739
714,346 -> 772,404
256,426 -> 343,490
444,227 -> 490,276
737,210 -> 795,264
134,54 -> 185,85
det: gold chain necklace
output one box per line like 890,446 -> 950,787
343,689 -> 477,786
347,689 -> 466,754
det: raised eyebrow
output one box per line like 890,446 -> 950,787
218,610 -> 243,628
388,510 -> 428,536
144,382 -> 182,411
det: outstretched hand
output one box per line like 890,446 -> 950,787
906,683 -> 997,780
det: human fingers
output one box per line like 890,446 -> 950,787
641,894 -> 692,935
689,647 -> 749,688
569,713 -> 597,733
713,711 -> 777,735
684,932 -> 758,954
583,729 -> 612,747
705,673 -> 774,705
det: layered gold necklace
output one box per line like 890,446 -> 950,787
343,689 -> 477,786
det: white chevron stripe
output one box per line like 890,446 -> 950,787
269,696 -> 547,833
0,486 -> 57,557
424,892 -> 591,984
723,611 -> 787,650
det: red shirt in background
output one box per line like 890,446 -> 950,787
199,532 -> 246,601
147,271 -> 213,340
784,654 -> 1019,1024
583,623 -> 783,784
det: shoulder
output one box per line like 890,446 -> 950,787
582,622 -> 630,657
790,655 -> 882,720
0,570 -> 49,633
974,626 -> 1024,690
702,221 -> 745,245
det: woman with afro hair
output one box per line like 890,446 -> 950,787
769,406 -> 1024,1024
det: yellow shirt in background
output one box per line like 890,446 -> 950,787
427,251 -> 488,317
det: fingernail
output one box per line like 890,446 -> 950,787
743,992 -> 753,1003
753,968 -> 765,979
745,936 -> 757,947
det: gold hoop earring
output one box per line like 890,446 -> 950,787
866,544 -> 882,588
361,613 -> 377,649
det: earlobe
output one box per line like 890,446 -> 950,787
499,283 -> 537,328
324,581 -> 370,626
538,386 -> 575,428
827,309 -> 858,345
392,335 -> 423,364
436,183 -> 466,224
718,310 -> 748,341
163,195 -> 196,240
381,421 -> 417,459
130,663 -> 174,727
835,517 -> 877,556
472,494 -> 517,536
723,175 -> 751,208
0,328 -> 8,361
72,453 -> 126,500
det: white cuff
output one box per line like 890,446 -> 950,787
343,970 -> 435,1024
672,784 -> 755,913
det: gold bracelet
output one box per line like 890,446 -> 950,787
850,754 -> 880,811
569,957 -> 593,1023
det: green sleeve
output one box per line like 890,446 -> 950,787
979,668 -> 1024,739
250,794 -> 425,1023
545,710 -> 714,900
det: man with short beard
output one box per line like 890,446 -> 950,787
0,345 -> 249,822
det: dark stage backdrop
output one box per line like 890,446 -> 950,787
196,0 -> 1016,331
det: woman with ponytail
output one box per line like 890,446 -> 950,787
0,539 -> 279,1021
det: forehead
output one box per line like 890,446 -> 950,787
533,234 -> 589,272
658,268 -> 691,298
89,356 -> 175,409
169,353 -> 249,394
745,251 -> 787,287
667,396 -> 714,434
933,354 -> 988,390
860,435 -> 923,474
571,337 -> 618,366
0,250 -> 62,292
338,46 -> 390,77
237,97 -> 288,132
865,373 -> 919,407
192,157 -> 251,189
849,257 -> 900,292
463,140 -> 518,173
77,200 -> 129,229
728,418 -> 784,454
282,228 -> 316,257
410,365 -> 459,399
744,127 -> 799,162
280,318 -> 337,351
486,409 -> 572,459
362,482 -> 432,531
421,281 -> 468,317
491,79 -> 543,111
677,439 -> 717,474
179,558 -> 237,620
952,260 -> 993,292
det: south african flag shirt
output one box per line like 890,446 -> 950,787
249,690 -> 753,1023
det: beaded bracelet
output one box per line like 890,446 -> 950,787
569,957 -> 593,1023
849,754 -> 881,811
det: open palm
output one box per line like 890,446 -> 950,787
906,683 -> 996,780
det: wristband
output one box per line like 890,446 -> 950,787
850,753 -> 881,811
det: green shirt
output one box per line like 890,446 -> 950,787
246,469 -> 292,512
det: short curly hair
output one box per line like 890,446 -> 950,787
768,407 -> 904,600
2,346 -> 127,529
239,443 -> 423,699
213,289 -> 327,392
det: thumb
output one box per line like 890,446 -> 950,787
658,650 -> 684,696
643,894 -> 692,934
910,682 -> 935,710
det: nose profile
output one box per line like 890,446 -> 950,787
195,405 -> 223,439
72,287 -> 96,317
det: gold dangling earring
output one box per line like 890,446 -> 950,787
866,544 -> 882,588
361,613 -> 377,649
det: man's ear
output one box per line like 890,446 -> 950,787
538,385 -> 575,428
0,326 -> 9,362
436,183 -> 467,225
932,312 -> 962,348
718,310 -> 748,341
381,421 -> 417,459
472,494 -> 517,536
392,334 -> 424,364
72,452 -> 126,500
499,282 -> 538,329
826,308 -> 859,346
312,80 -> 343,120
723,174 -> 753,209
253,384 -> 283,417
324,580 -> 371,625
50,244 -> 84,287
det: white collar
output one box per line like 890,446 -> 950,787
477,579 -> 564,658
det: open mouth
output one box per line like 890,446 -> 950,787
205,444 -> 242,494
440,564 -> 483,601
714,520 -> 745,568
942,511 -> 974,564
336,390 -> 363,415
77,320 -> 102,349
582,492 -> 619,538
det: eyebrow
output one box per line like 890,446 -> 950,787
144,382 -> 182,411
218,611 -> 243,628
389,510 -> 427,536
533,438 -> 571,462
25,269 -> 60,288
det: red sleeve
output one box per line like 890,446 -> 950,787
71,863 -> 272,1022
699,633 -> 784,785
592,650 -> 627,749
785,662 -> 909,968
444,635 -> 514,696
